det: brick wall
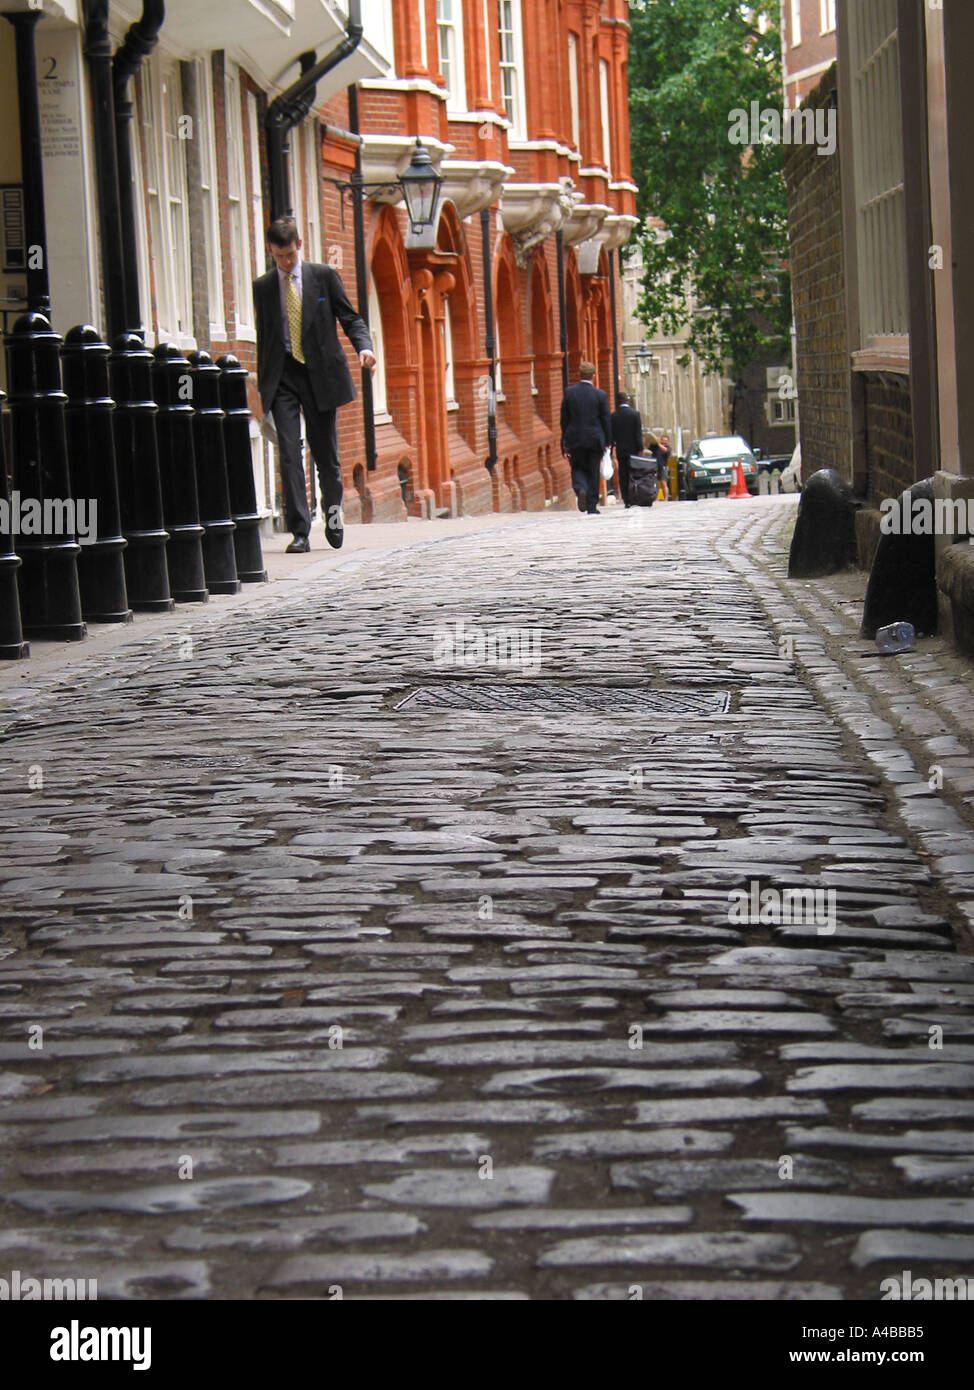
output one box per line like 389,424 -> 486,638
783,65 -> 851,482
863,372 -> 914,504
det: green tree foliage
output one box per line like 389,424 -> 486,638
628,0 -> 790,375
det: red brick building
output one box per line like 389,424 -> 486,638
314,0 -> 639,523
782,0 -> 838,109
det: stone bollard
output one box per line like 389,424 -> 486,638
110,333 -> 174,613
217,354 -> 267,583
0,387 -> 29,659
151,342 -> 208,604
788,468 -> 859,579
4,313 -> 86,641
186,351 -> 240,595
61,325 -> 131,624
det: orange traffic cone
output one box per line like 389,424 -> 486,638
729,458 -> 749,499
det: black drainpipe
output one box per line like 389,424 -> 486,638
82,0 -> 127,339
608,247 -> 620,404
480,207 -> 497,472
112,1 -> 165,338
346,83 -> 376,473
266,0 -> 364,221
556,228 -> 569,392
4,10 -> 51,315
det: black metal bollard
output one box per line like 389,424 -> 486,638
186,350 -> 240,595
5,313 -> 86,641
61,325 -> 131,624
217,354 -> 267,583
110,333 -> 174,613
151,342 -> 207,603
0,388 -> 29,659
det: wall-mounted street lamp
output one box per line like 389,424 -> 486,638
324,137 -> 444,235
398,139 -> 443,235
636,343 -> 652,375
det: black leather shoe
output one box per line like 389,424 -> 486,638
325,522 -> 344,550
285,536 -> 310,554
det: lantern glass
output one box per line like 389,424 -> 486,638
400,139 -> 442,232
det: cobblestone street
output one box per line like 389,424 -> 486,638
4,495 -> 974,1301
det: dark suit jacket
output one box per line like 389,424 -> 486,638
253,261 -> 373,417
560,381 -> 611,455
611,403 -> 644,458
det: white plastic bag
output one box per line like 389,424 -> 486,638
600,449 -> 614,481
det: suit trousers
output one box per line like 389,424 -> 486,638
271,354 -> 342,538
617,453 -> 633,507
570,448 -> 602,514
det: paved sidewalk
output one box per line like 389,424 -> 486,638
3,495 -> 974,1300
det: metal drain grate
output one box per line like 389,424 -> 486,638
393,683 -> 732,714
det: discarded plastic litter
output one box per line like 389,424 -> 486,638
875,621 -> 916,655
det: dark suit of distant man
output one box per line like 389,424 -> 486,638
253,218 -> 375,552
611,394 -> 644,508
560,363 -> 611,514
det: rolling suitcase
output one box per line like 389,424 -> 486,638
628,453 -> 659,508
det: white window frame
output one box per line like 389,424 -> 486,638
134,57 -> 195,347
161,67 -> 194,341
246,89 -> 266,303
195,56 -> 225,340
225,65 -> 254,338
444,297 -> 457,409
791,0 -> 802,46
303,119 -> 322,263
848,0 -> 908,349
368,275 -> 390,419
599,58 -> 612,172
288,123 -> 306,248
820,0 -> 837,34
498,0 -> 527,139
567,33 -> 580,151
436,0 -> 467,111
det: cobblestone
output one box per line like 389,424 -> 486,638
5,498 -> 974,1298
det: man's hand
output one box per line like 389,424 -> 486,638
359,350 -> 377,373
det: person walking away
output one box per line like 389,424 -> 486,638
657,433 -> 672,501
561,362 -> 611,515
253,217 -> 376,553
611,392 -> 643,508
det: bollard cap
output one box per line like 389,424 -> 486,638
153,341 -> 184,362
63,324 -> 104,346
10,311 -> 55,336
186,349 -> 214,368
216,354 -> 243,371
111,331 -> 150,354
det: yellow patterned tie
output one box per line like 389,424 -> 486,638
286,273 -> 304,364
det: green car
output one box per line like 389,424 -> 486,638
679,435 -> 759,499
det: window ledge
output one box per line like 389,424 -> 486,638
852,341 -> 910,374
234,323 -> 257,343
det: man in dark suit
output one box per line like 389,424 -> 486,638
610,392 -> 644,508
560,361 -> 611,515
254,217 -> 375,552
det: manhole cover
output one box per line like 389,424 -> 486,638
393,683 -> 732,714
